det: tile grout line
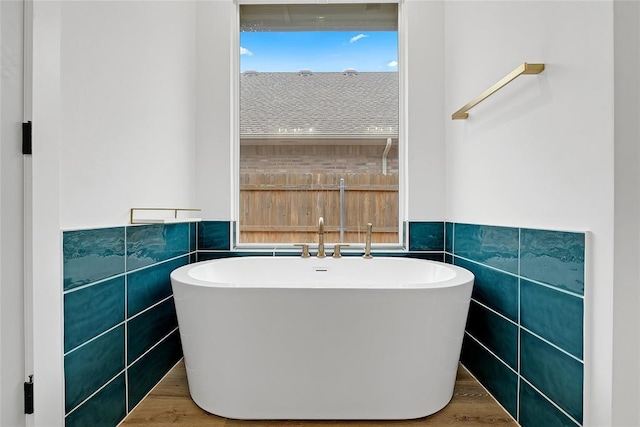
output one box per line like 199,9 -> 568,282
465,331 -> 518,376
126,252 -> 192,275
67,326 -> 180,419
459,363 -> 519,425
520,377 -> 582,427
472,297 -> 584,365
65,368 -> 125,418
518,276 -> 584,300
63,322 -> 124,357
520,327 -> 584,364
466,331 -> 580,426
64,253 -> 190,296
63,272 -> 127,295
128,295 -> 175,322
471,298 -> 518,327
453,253 -> 584,300
127,327 -> 180,369
63,296 -> 175,358
452,222 -> 455,255
124,227 -> 129,416
119,357 -> 185,424
516,227 -> 521,423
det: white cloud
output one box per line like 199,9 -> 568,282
240,46 -> 253,56
349,34 -> 368,44
387,60 -> 398,68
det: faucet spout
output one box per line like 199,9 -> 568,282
317,217 -> 326,258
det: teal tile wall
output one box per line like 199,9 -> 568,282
62,219 -> 583,426
198,220 -> 231,250
63,227 -> 125,290
126,223 -> 191,271
466,301 -> 518,370
64,326 -> 125,413
447,222 -> 585,426
520,330 -> 583,423
127,256 -> 188,317
455,257 -> 518,321
519,381 -> 578,427
454,223 -> 519,274
64,374 -> 126,427
62,223 -> 193,427
520,279 -> 583,359
460,333 -> 518,417
127,299 -> 179,364
520,228 -> 585,295
197,220 -> 444,260
127,330 -> 183,411
63,276 -> 125,353
408,221 -> 444,251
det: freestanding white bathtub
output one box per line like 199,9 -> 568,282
170,256 -> 474,420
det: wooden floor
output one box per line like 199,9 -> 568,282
121,361 -> 517,426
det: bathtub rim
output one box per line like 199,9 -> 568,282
171,256 -> 474,290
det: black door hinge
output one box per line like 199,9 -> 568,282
22,121 -> 32,155
24,375 -> 34,414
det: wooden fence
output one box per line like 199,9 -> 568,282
239,172 -> 399,244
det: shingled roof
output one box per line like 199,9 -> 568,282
240,72 -> 398,139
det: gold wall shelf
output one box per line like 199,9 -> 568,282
130,208 -> 201,224
452,62 -> 545,120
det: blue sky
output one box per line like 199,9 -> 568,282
240,31 -> 398,73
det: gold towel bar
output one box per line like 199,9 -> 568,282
452,62 -> 545,120
130,208 -> 201,224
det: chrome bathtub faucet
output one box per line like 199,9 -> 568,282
317,217 -> 326,258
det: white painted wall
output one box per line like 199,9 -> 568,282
194,0 -> 446,222
613,2 -> 640,425
30,1 -> 199,424
195,0 -> 235,220
444,1 -> 616,425
31,0 -> 64,423
1,0 -> 26,425
404,0 -> 445,221
27,0 -> 638,425
59,1 -> 198,229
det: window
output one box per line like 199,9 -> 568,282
238,3 -> 400,246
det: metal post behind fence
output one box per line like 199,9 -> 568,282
339,178 -> 345,243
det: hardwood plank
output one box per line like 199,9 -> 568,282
122,363 -> 223,426
121,361 -> 517,426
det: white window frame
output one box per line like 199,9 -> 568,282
231,0 -> 407,251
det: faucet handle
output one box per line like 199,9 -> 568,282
294,244 -> 310,258
332,244 -> 350,258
